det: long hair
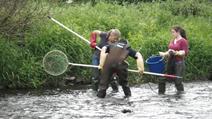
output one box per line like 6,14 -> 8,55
172,26 -> 187,40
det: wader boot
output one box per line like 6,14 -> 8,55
91,68 -> 100,91
175,76 -> 184,95
110,75 -> 119,92
175,83 -> 184,95
122,86 -> 131,98
97,89 -> 106,98
158,82 -> 166,95
92,79 -> 99,91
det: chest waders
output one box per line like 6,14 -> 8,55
97,42 -> 131,98
158,51 -> 184,95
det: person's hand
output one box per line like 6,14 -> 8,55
137,66 -> 144,75
168,49 -> 176,53
136,52 -> 144,75
168,49 -> 175,52
168,49 -> 176,56
159,52 -> 166,57
98,64 -> 103,70
137,61 -> 144,77
159,51 -> 171,57
90,42 -> 96,49
90,32 -> 97,49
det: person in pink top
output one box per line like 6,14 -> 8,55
159,26 -> 189,95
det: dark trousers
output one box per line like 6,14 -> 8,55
158,61 -> 185,94
97,62 -> 131,98
91,54 -> 118,91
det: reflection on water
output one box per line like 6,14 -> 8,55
0,81 -> 212,119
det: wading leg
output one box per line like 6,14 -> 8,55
117,68 -> 131,97
97,68 -> 113,98
174,62 -> 185,93
158,78 -> 166,95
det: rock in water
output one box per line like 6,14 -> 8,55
121,109 -> 132,113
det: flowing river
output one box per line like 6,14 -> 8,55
0,81 -> 212,119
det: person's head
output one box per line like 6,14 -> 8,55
107,29 -> 121,43
117,39 -> 130,48
171,26 -> 187,40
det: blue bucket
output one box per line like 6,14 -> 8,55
146,56 -> 165,73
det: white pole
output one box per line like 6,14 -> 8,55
128,69 -> 182,78
69,63 -> 99,68
48,16 -> 101,51
68,63 -> 182,78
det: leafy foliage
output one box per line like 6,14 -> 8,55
0,0 -> 211,88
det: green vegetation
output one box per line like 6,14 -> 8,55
0,0 -> 211,89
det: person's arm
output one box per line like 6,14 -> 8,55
89,30 -> 102,49
159,51 -> 169,57
128,47 -> 144,74
135,52 -> 144,74
99,46 -> 108,69
174,50 -> 185,56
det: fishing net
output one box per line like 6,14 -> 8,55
43,50 -> 69,76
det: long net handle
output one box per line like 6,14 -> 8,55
69,63 -> 99,68
128,69 -> 182,79
48,16 -> 101,51
69,63 -> 182,79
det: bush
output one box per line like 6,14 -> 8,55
0,38 -> 46,88
161,0 -> 212,17
1,1 -> 211,89
0,0 -> 49,40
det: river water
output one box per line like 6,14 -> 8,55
0,81 -> 212,119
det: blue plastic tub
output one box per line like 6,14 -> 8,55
146,56 -> 165,73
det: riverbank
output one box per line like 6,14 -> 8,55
0,0 -> 211,89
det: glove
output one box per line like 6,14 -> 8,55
137,66 -> 144,75
99,47 -> 108,70
174,50 -> 185,56
136,56 -> 144,74
90,32 -> 97,49
159,51 -> 169,57
90,42 -> 96,49
159,52 -> 165,57
98,64 -> 103,70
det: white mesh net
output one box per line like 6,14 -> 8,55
43,50 -> 69,76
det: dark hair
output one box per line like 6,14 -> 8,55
172,26 -> 187,40
119,39 -> 128,44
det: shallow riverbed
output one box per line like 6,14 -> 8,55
0,81 -> 212,119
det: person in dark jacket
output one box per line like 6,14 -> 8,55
97,39 -> 144,98
89,29 -> 121,91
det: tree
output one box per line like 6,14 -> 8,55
0,0 -> 49,44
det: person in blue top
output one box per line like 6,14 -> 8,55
89,29 -> 121,91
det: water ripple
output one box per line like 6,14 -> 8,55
0,81 -> 212,119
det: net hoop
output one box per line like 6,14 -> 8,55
43,50 -> 69,76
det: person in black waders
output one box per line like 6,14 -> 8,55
97,39 -> 144,98
159,26 -> 189,95
89,29 -> 121,92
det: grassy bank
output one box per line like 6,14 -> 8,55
0,0 -> 212,89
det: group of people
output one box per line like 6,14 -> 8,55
89,26 -> 189,98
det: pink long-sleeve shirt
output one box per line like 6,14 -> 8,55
168,38 -> 189,61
